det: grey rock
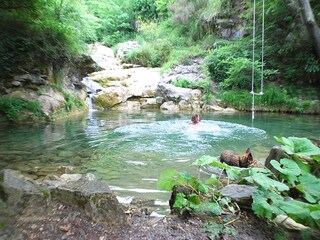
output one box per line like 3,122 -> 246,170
220,184 -> 257,206
0,169 -> 128,225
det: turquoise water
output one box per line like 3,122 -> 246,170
0,110 -> 319,204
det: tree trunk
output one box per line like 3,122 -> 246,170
298,0 -> 320,59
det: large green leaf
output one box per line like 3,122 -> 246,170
251,172 -> 289,192
197,180 -> 209,193
252,188 -> 285,219
278,200 -> 310,219
173,193 -> 188,209
310,211 -> 320,220
270,158 -> 301,185
205,175 -> 222,187
193,155 -> 217,166
188,193 -> 201,205
270,158 -> 301,176
226,168 -> 241,180
275,136 -> 320,156
250,167 -> 273,176
210,159 -> 229,169
296,173 -> 320,203
157,169 -> 185,191
292,155 -> 311,174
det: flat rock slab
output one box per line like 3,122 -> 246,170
220,184 -> 257,206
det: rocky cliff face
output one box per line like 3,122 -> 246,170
0,55 -> 97,122
84,42 -> 230,113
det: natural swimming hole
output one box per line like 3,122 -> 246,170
0,110 -> 319,207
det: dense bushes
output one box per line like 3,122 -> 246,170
0,0 -> 97,77
0,97 -> 45,122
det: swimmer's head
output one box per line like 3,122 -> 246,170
191,114 -> 201,124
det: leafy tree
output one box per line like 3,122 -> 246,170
86,0 -> 136,46
131,0 -> 158,22
298,0 -> 320,59
0,0 -> 98,77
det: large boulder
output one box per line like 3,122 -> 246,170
157,84 -> 201,102
0,169 -> 128,225
89,43 -> 120,70
0,169 -> 47,215
95,86 -> 132,108
89,66 -> 161,109
160,58 -> 205,84
157,84 -> 202,111
48,178 -> 127,225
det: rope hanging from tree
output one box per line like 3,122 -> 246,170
251,0 -> 265,120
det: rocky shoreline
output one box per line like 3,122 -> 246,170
0,168 -> 278,240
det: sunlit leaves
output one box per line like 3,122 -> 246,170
312,155 -> 320,164
193,155 -> 217,166
157,169 -> 185,191
209,158 -> 244,180
274,136 -> 320,157
247,168 -> 289,192
209,159 -> 227,169
205,175 -> 223,188
173,193 -> 188,209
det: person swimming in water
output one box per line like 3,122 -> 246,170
191,114 -> 201,124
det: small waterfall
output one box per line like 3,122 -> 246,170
81,77 -> 105,110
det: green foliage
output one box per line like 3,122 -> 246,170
217,90 -> 252,110
86,0 -> 135,46
274,137 -> 320,158
63,92 -> 84,112
202,222 -> 237,240
172,79 -> 194,88
131,0 -> 158,21
0,0 -> 98,76
158,155 -> 244,216
126,19 -> 207,69
168,0 -> 226,41
218,85 -> 317,113
159,136 -> 320,231
206,41 -> 253,86
123,40 -> 172,67
161,45 -> 207,72
155,0 -> 171,18
250,137 -> 320,229
0,97 -> 44,122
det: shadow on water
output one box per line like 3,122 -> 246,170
0,110 -> 319,204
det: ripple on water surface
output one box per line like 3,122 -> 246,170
84,120 -> 267,202
99,120 -> 267,156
